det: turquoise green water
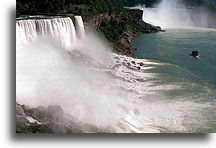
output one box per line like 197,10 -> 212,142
131,28 -> 215,132
132,28 -> 215,85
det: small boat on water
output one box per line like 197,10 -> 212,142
190,51 -> 199,57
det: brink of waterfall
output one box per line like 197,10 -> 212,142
16,16 -> 85,50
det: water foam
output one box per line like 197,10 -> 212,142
16,16 -> 215,133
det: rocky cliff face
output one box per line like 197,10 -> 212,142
82,9 -> 162,57
16,103 -> 108,133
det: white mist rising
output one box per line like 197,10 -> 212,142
16,16 -> 214,133
16,17 -> 118,130
141,0 -> 215,29
16,17 -> 143,132
16,34 -> 116,130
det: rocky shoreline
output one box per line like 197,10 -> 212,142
81,9 -> 162,57
16,53 -> 155,133
16,103 -> 108,133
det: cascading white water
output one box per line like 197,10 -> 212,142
74,16 -> 85,39
141,0 -> 194,28
138,0 -> 215,29
16,17 -> 77,49
16,15 -> 214,133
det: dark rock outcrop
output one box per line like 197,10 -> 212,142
81,9 -> 162,57
16,103 -> 107,133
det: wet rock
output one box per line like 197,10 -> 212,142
16,116 -> 31,133
30,123 -> 54,133
127,62 -> 131,66
113,56 -> 120,60
16,103 -> 107,133
22,104 -> 34,116
30,107 -> 49,123
114,64 -> 122,68
136,78 -> 146,82
16,104 -> 25,116
122,62 -> 127,67
17,116 -> 29,124
131,61 -> 136,64
128,66 -> 137,71
139,62 -> 144,66
132,47 -> 138,51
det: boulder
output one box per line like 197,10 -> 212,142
139,62 -> 144,66
16,104 -> 25,116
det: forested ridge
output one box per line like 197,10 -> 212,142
16,0 -> 214,54
16,0 -> 123,17
16,0 -> 215,17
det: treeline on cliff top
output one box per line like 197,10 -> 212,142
16,0 -> 123,16
16,0 -> 214,44
16,0 -> 215,17
120,0 -> 159,7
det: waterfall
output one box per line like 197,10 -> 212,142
74,16 -> 85,39
139,0 -> 215,29
140,0 -> 194,28
16,16 -> 85,49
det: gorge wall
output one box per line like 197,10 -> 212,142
82,9 -> 162,57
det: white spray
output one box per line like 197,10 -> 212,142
16,16 -> 214,133
140,0 -> 215,29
